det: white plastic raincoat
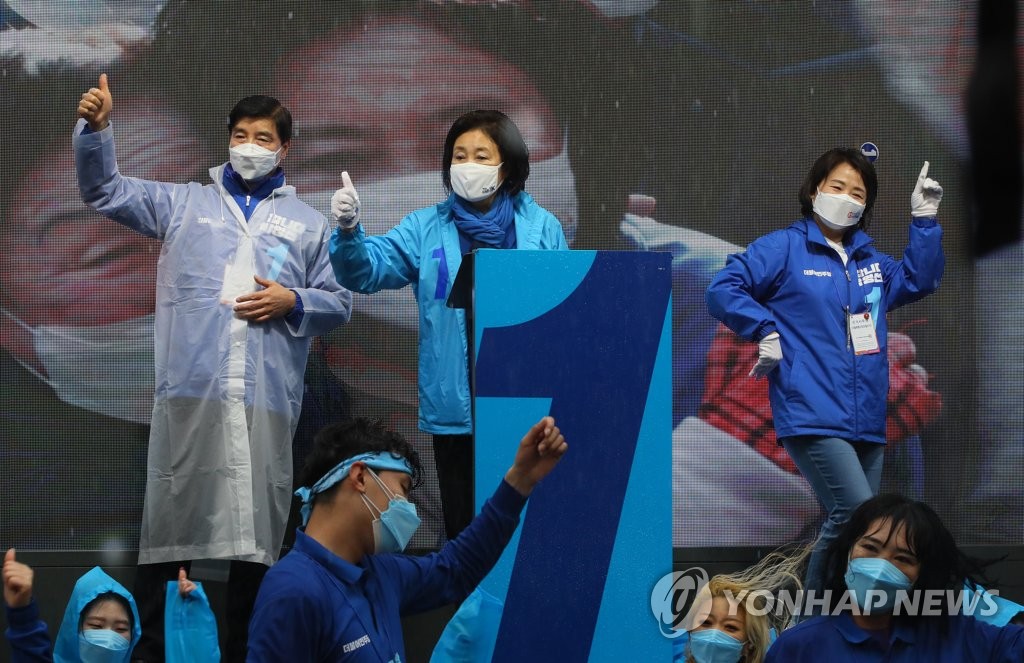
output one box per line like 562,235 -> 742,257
74,120 -> 352,566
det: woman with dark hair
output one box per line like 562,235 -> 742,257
706,148 -> 945,596
765,494 -> 1024,660
328,109 -> 568,540
4,548 -> 219,663
4,550 -> 142,662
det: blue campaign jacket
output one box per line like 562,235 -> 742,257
765,612 -> 1024,662
247,480 -> 527,662
329,192 -> 567,435
706,217 -> 943,443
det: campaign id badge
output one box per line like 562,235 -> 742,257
848,311 -> 880,355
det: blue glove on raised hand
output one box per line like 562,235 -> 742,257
911,161 -> 943,218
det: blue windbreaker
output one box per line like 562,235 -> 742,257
247,480 -> 527,662
706,217 -> 943,443
765,612 -> 1024,662
329,192 -> 567,435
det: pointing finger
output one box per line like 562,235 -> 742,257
918,161 -> 930,181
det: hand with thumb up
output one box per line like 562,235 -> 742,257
2,548 -> 34,609
331,170 -> 362,231
78,73 -> 113,131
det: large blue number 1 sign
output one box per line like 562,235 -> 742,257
472,250 -> 672,661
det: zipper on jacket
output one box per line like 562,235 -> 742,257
844,268 -> 852,350
845,305 -> 852,350
845,262 -> 859,437
247,193 -> 275,221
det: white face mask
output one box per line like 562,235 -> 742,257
298,143 -> 579,331
229,143 -> 281,181
3,308 -> 155,424
450,162 -> 502,202
813,188 -> 865,230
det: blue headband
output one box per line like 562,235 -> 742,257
295,451 -> 413,526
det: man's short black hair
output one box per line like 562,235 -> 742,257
227,95 -> 293,144
299,418 -> 423,506
442,109 -> 530,196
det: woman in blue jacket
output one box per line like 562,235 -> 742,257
765,494 -> 1024,661
3,550 -> 218,663
706,147 -> 944,597
3,550 -> 142,663
328,110 -> 569,539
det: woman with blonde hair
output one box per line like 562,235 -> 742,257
676,548 -> 808,663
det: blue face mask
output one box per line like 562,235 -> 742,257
844,557 -> 913,614
362,469 -> 421,553
79,629 -> 130,663
687,628 -> 745,663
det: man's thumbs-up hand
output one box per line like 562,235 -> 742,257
78,73 -> 113,131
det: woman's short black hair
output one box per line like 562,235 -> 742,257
299,417 -> 423,506
821,493 -> 985,619
227,95 -> 293,144
799,147 -> 879,231
79,592 -> 134,632
442,110 -> 530,196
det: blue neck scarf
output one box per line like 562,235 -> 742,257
450,190 -> 517,250
223,164 -> 285,221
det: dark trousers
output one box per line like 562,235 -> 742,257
131,559 -> 267,663
432,433 -> 474,540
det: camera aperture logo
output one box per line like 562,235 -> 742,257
650,567 -> 710,638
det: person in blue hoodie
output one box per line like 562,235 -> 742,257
4,549 -> 220,663
706,147 -> 945,598
3,548 -> 142,663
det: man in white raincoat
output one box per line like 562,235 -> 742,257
74,74 -> 352,659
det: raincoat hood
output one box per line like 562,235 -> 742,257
53,567 -> 141,662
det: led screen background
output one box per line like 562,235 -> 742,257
0,1 -> 1018,552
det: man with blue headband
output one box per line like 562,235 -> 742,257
246,415 -> 567,662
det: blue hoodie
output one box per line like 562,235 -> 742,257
706,217 -> 943,443
55,567 -> 141,663
5,567 -> 141,663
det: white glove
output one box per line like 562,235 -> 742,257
911,161 -> 943,218
749,332 -> 782,379
331,171 -> 361,230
